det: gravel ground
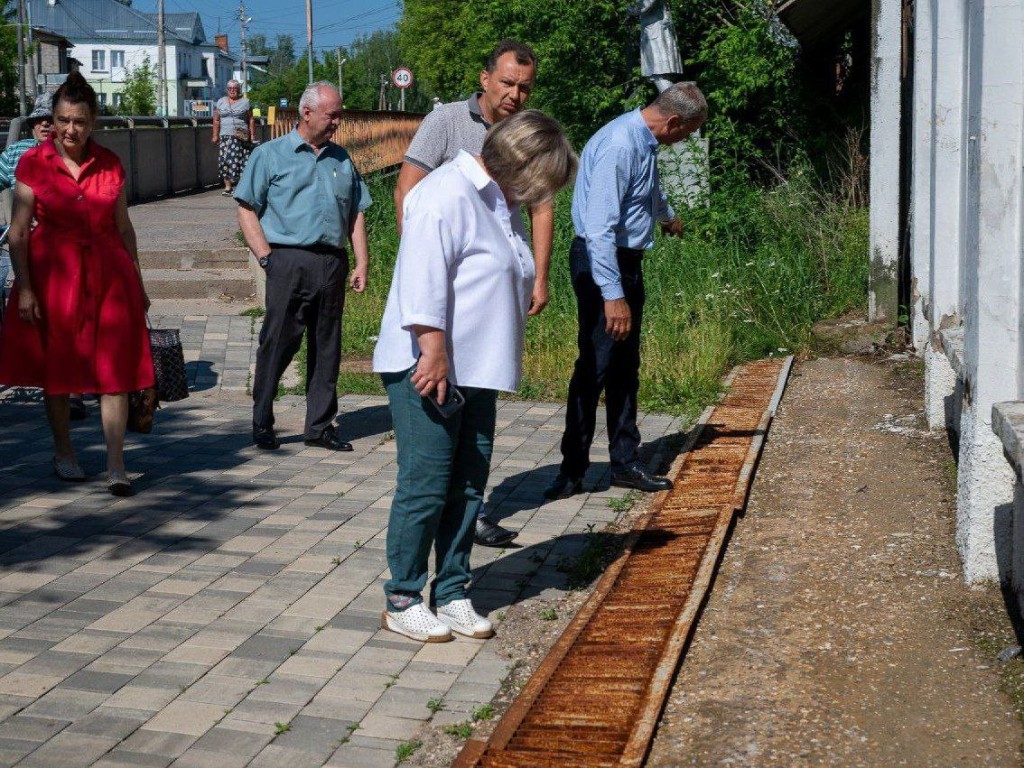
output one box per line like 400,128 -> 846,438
647,356 -> 1023,766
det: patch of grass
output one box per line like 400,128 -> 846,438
395,739 -> 422,763
609,490 -> 641,514
472,704 -> 495,722
347,173 -> 866,416
539,608 -> 558,621
557,523 -> 617,590
314,625 -> 324,632
331,556 -> 342,566
444,721 -> 474,740
384,672 -> 400,689
239,305 -> 265,317
273,721 -> 290,735
337,370 -> 385,396
255,678 -> 270,686
426,697 -> 445,713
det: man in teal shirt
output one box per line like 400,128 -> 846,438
236,81 -> 371,452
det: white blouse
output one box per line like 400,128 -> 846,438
373,151 -> 535,392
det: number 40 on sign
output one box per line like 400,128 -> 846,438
392,68 -> 413,89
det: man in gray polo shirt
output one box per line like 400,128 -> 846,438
393,39 -> 551,548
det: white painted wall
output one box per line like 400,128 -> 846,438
910,0 -> 935,351
869,0 -> 903,322
911,0 -> 1024,583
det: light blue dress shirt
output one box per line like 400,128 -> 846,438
234,130 -> 371,249
571,109 -> 675,300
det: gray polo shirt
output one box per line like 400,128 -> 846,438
403,93 -> 490,172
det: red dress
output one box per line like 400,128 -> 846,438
0,139 -> 154,395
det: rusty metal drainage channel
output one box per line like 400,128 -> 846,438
453,356 -> 793,768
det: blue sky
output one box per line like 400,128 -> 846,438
134,0 -> 401,56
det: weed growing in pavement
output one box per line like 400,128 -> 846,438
331,556 -> 342,566
444,721 -> 474,740
273,721 -> 290,735
609,490 -> 641,514
426,698 -> 445,713
239,305 -> 265,318
255,678 -> 269,686
558,524 -> 615,590
472,704 -> 495,722
314,625 -> 324,632
539,608 -> 558,621
496,611 -> 505,622
395,739 -> 422,763
384,672 -> 400,688
353,540 -> 363,549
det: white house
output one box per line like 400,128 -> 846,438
26,0 -> 237,116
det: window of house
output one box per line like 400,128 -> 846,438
111,50 -> 124,69
92,50 -> 106,71
112,93 -> 122,109
98,92 -> 107,109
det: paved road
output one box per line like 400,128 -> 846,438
0,381 -> 679,767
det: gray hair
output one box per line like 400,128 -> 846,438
652,82 -> 708,123
299,81 -> 339,111
227,79 -> 241,90
481,109 -> 577,209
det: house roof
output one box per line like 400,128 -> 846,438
25,0 -> 202,46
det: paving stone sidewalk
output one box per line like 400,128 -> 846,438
0,381 -> 681,767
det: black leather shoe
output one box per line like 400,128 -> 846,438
543,473 -> 583,500
474,517 -> 518,547
253,424 -> 280,450
611,465 -> 673,493
304,428 -> 353,452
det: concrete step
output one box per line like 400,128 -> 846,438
142,268 -> 255,300
138,247 -> 250,270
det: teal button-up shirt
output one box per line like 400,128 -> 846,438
234,130 -> 371,249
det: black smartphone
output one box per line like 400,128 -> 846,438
427,382 -> 466,418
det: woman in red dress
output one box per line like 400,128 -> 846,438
0,72 -> 153,495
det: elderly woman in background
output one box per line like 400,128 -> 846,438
373,110 -> 577,642
212,80 -> 255,196
0,72 -> 153,495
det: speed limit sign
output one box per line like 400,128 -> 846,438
392,67 -> 414,89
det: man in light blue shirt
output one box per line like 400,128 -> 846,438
236,82 -> 371,453
546,82 -> 707,500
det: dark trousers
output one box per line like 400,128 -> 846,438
559,237 -> 645,478
252,245 -> 348,439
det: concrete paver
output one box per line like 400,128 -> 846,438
0,300 -> 681,766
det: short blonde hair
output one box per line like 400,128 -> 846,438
481,110 -> 577,209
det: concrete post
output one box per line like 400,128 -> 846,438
869,0 -> 903,323
923,0 -> 966,430
956,0 -> 1023,582
909,0 -> 935,351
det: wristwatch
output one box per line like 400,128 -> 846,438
258,254 -> 270,269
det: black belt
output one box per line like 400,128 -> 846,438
269,243 -> 345,256
573,236 -> 643,258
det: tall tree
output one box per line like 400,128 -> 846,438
118,55 -> 157,116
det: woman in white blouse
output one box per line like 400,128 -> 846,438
374,110 -> 576,642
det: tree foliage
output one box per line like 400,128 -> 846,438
117,55 -> 156,116
399,0 -> 808,183
0,24 -> 18,116
244,29 -> 430,114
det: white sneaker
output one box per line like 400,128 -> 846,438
436,599 -> 494,639
381,603 -> 452,643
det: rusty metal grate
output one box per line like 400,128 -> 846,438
454,356 -> 793,768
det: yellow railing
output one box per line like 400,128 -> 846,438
271,109 -> 424,173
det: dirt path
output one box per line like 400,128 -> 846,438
647,357 -> 1022,767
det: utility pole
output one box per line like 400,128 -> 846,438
305,0 -> 313,85
16,0 -> 26,115
157,0 -> 167,115
238,1 -> 251,95
337,49 -> 345,105
378,74 -> 387,111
